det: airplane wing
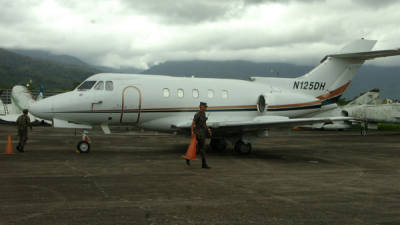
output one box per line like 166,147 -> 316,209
0,114 -> 20,123
0,114 -> 52,125
173,116 -> 352,134
53,118 -> 92,129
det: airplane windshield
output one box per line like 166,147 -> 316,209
77,81 -> 96,91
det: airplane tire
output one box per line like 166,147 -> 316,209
210,139 -> 227,152
77,141 -> 90,153
234,141 -> 252,155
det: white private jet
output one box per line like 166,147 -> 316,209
29,39 -> 400,153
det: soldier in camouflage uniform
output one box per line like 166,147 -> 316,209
187,102 -> 212,169
16,109 -> 32,152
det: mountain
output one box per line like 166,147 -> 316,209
143,60 -> 400,100
143,60 -> 311,79
0,48 -> 99,90
9,48 -> 143,74
93,65 -> 143,74
9,49 -> 89,66
1,49 -> 143,90
346,66 -> 400,100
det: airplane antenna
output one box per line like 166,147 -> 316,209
360,29 -> 371,39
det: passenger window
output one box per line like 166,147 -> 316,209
207,89 -> 214,98
192,89 -> 199,98
94,81 -> 104,90
77,81 -> 96,91
163,88 -> 170,97
177,89 -> 184,98
222,90 -> 229,99
105,81 -> 113,91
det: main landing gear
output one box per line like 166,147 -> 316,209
210,138 -> 227,152
77,130 -> 91,153
234,140 -> 252,155
209,138 -> 252,155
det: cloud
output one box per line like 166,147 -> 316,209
0,0 -> 400,70
351,0 -> 398,8
120,0 -> 239,24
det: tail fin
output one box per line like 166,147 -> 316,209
36,85 -> 44,101
10,85 -> 36,113
346,88 -> 380,106
0,99 -> 5,115
296,39 -> 400,104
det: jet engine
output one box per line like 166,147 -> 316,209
257,92 -> 321,113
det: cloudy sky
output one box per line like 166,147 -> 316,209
1,0 -> 400,69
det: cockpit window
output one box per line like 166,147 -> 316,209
77,81 -> 96,91
94,81 -> 104,90
105,81 -> 113,91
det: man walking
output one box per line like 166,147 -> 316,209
16,109 -> 32,152
187,102 -> 212,169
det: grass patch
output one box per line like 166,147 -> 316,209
377,123 -> 400,131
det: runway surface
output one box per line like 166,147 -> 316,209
1,125 -> 400,225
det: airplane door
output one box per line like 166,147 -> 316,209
120,85 -> 142,124
91,81 -> 106,112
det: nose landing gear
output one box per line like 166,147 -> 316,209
77,130 -> 91,153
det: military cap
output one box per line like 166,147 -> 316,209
199,102 -> 208,107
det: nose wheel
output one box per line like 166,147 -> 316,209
77,141 -> 90,153
77,130 -> 91,153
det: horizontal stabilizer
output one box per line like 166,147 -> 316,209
322,49 -> 400,62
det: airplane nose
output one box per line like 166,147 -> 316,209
29,98 -> 53,120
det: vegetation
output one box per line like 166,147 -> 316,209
352,123 -> 400,131
0,48 -> 99,90
377,123 -> 400,131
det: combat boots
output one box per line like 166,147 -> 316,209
16,144 -> 24,152
202,159 -> 211,169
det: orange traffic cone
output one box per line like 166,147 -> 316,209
3,134 -> 14,155
182,134 -> 197,160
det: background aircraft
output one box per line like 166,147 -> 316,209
304,89 -> 400,134
29,39 -> 400,153
0,85 -> 49,124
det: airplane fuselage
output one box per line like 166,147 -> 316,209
32,73 -> 327,131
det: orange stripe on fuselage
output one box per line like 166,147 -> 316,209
141,105 -> 257,111
267,100 -> 321,109
317,81 -> 351,101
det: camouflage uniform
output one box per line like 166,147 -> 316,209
193,111 -> 209,168
16,114 -> 31,151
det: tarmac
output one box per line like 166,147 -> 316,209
1,124 -> 400,225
